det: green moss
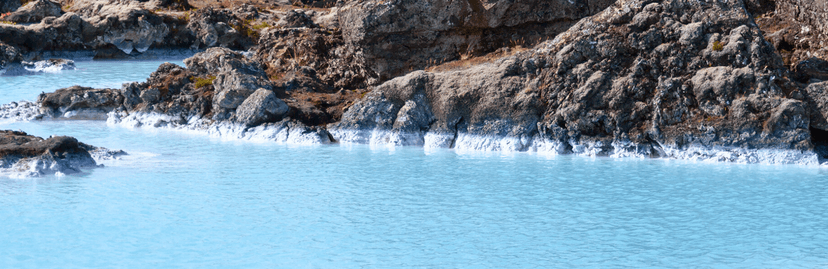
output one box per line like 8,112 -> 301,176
712,41 -> 724,51
252,21 -> 271,30
192,75 -> 216,88
177,11 -> 190,21
233,19 -> 259,40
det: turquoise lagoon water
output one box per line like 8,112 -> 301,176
1,61 -> 828,268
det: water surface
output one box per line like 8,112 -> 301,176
0,60 -> 827,268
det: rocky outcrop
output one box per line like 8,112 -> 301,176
38,85 -> 123,119
0,130 -> 124,178
330,0 -> 822,165
333,0 -> 616,81
0,0 -> 278,59
4,0 -> 828,165
0,9 -> 172,54
25,47 -> 332,144
3,0 -> 63,23
754,0 -> 828,67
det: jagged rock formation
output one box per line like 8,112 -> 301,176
754,0 -> 828,68
0,130 -> 124,177
330,0 -> 824,164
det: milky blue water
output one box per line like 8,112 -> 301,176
1,60 -> 828,268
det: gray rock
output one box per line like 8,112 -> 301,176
234,88 -> 289,126
38,86 -> 124,119
0,0 -> 20,13
3,0 -> 62,23
0,130 -> 115,177
335,0 -> 615,81
805,82 -> 828,131
332,0 -> 815,155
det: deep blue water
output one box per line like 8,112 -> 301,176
1,60 -> 827,268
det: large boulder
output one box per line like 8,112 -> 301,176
234,88 -> 289,126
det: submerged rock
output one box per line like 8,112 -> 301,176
0,130 -> 124,178
0,58 -> 75,76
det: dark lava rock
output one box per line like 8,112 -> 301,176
331,0 -> 816,157
0,130 -> 102,177
3,0 -> 63,24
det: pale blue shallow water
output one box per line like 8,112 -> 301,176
1,61 -> 828,268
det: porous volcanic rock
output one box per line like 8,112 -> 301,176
754,0 -> 828,66
333,0 -> 616,81
330,0 -> 820,164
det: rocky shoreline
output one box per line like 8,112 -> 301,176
1,0 -> 828,167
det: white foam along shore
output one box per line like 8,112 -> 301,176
105,111 -> 332,145
329,128 -> 824,166
0,101 -> 822,166
0,59 -> 76,76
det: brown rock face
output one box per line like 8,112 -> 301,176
332,0 -> 817,157
335,0 -> 615,81
0,130 -> 105,177
754,0 -> 828,67
38,86 -> 124,118
0,130 -> 89,159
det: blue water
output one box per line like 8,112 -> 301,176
1,61 -> 828,268
0,60 -> 185,102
